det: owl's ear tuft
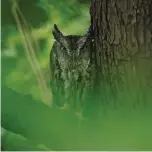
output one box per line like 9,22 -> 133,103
77,31 -> 90,46
85,26 -> 92,38
53,24 -> 60,33
79,26 -> 92,43
76,27 -> 92,51
52,24 -> 64,41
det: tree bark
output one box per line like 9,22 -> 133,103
91,0 -> 152,65
90,0 -> 152,105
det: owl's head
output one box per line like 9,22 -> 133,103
52,24 -> 92,59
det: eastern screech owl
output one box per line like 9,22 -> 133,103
50,24 -> 95,112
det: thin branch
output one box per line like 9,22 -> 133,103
11,1 -> 52,105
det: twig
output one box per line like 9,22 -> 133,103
11,1 -> 52,105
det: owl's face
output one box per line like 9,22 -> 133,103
53,24 -> 92,71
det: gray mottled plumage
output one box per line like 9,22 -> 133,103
50,24 -> 96,113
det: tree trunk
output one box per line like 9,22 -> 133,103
90,0 -> 152,106
91,0 -> 152,66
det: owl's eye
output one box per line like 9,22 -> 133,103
67,50 -> 73,56
61,46 -> 65,50
69,50 -> 72,53
77,46 -> 87,55
61,46 -> 67,55
82,45 -> 87,51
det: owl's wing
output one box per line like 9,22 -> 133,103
50,42 -> 58,80
50,42 -> 65,107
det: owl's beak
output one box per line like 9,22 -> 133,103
72,52 -> 75,61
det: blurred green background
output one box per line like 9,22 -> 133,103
1,0 -> 90,101
1,0 -> 91,150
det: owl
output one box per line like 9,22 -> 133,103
50,24 -> 96,113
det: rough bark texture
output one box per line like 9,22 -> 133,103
91,0 -> 152,65
90,0 -> 152,105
